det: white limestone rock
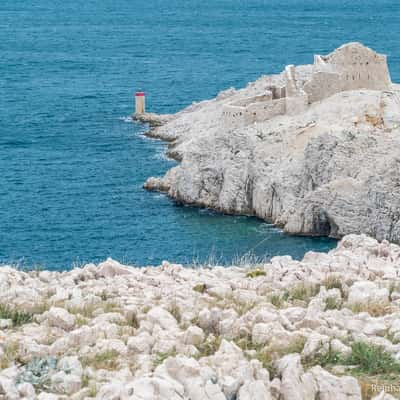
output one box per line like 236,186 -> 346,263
44,307 -> 76,331
3,231 -> 400,400
330,339 -> 352,357
96,258 -> 133,278
309,366 -> 361,400
348,281 -> 389,305
237,380 -> 272,400
17,382 -> 36,399
0,376 -> 20,400
302,333 -> 330,360
37,394 -> 60,400
50,371 -> 81,395
182,325 -> 205,346
145,43 -> 400,244
252,322 -> 287,346
276,354 -> 316,400
372,392 -> 398,400
127,332 -> 154,354
57,356 -> 83,377
147,306 -> 179,331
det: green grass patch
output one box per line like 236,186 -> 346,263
0,304 -> 33,327
196,335 -> 222,358
303,343 -> 342,369
153,348 -> 177,367
346,342 -> 400,375
325,296 -> 342,310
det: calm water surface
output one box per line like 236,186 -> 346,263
1,0 -> 399,270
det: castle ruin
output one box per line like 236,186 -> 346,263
222,43 -> 392,127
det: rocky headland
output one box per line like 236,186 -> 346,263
1,235 -> 400,399
2,43 -> 400,400
143,43 -> 400,243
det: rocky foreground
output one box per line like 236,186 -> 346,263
143,72 -> 400,243
1,235 -> 400,399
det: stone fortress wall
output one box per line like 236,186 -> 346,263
222,42 -> 392,128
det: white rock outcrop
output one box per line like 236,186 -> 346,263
1,234 -> 400,398
144,43 -> 400,243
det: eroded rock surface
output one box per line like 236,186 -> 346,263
1,234 -> 400,398
144,43 -> 400,243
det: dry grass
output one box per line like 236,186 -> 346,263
0,341 -> 20,369
196,335 -> 222,358
325,296 -> 343,310
167,302 -> 182,324
349,301 -> 392,317
67,304 -> 96,319
286,283 -> 320,304
192,284 -> 207,294
103,301 -> 119,313
246,269 -> 266,278
125,312 -> 139,329
81,350 -> 120,371
322,275 -> 346,298
269,292 -> 289,309
235,334 -> 307,379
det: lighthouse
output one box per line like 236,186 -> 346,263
135,91 -> 145,114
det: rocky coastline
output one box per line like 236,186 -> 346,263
2,43 -> 400,399
142,43 -> 400,243
1,235 -> 400,399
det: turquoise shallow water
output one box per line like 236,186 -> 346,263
1,1 -> 399,270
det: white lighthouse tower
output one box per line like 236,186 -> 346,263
135,91 -> 145,114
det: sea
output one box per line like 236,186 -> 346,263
1,0 -> 399,270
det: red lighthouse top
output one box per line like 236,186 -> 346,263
135,92 -> 145,97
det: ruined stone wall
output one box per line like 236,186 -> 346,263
246,98 -> 286,122
304,43 -> 392,104
303,72 -> 342,103
223,43 -> 391,125
221,105 -> 247,129
325,43 -> 391,91
222,95 -> 286,127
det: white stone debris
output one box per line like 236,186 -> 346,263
1,234 -> 400,398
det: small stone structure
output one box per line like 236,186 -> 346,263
222,43 -> 392,128
135,91 -> 146,114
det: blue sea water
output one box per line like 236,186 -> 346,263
1,1 -> 399,270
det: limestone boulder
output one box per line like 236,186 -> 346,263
237,380 -> 272,400
44,307 -> 76,331
348,282 -> 389,305
309,366 -> 361,400
147,306 -> 179,331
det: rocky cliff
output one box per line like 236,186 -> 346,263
144,47 -> 400,243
